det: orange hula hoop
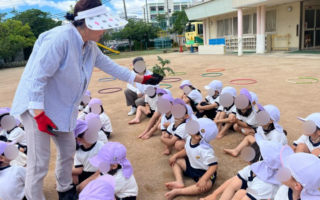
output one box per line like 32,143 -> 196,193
206,68 -> 225,72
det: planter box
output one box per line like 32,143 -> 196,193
199,45 -> 226,55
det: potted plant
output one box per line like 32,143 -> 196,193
152,56 -> 175,77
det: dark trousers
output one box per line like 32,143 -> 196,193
196,102 -> 218,120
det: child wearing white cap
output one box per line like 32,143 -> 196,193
224,104 -> 288,157
160,99 -> 194,155
249,91 -> 259,112
196,80 -> 223,120
72,120 -> 104,192
88,98 -> 113,138
0,108 -> 28,154
138,88 -> 171,139
165,118 -> 218,200
180,80 -> 203,112
89,142 -> 138,199
215,86 -> 237,139
274,149 -> 320,200
233,88 -> 259,137
292,113 -> 320,157
230,134 -> 282,200
201,142 -> 262,200
0,141 -> 26,200
128,86 -> 159,125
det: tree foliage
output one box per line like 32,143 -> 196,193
0,20 -> 36,62
152,56 -> 174,77
171,11 -> 189,34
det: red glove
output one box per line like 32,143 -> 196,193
142,74 -> 163,85
34,111 -> 58,136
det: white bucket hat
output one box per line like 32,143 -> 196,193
74,5 -> 128,30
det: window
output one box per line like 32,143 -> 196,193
217,19 -> 232,37
181,5 -> 187,10
253,13 -> 257,34
150,6 -> 156,11
158,6 -> 164,11
174,5 -> 180,11
185,24 -> 195,32
150,15 -> 157,20
243,14 -> 253,34
198,24 -> 203,34
217,20 -> 224,37
266,10 -> 276,32
233,17 -> 238,36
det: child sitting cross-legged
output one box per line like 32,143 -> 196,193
165,118 -> 218,200
160,98 -> 196,155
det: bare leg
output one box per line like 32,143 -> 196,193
72,175 -> 79,185
142,115 -> 162,140
174,140 -> 186,151
311,148 -> 320,157
138,112 -> 161,138
220,176 -> 243,200
165,180 -> 212,200
217,120 -> 234,139
162,133 -> 172,155
165,158 -> 186,190
129,106 -> 147,125
223,135 -> 255,157
295,143 -> 310,153
231,189 -> 247,200
201,176 -> 236,200
241,127 -> 255,136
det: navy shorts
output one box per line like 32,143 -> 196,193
146,109 -> 155,118
183,157 -> 217,184
78,171 -> 95,184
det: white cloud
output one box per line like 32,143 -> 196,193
0,0 -> 76,11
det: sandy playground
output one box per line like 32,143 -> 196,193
0,52 -> 320,200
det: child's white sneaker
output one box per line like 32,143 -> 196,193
128,107 -> 137,116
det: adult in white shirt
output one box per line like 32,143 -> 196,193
124,57 -> 153,116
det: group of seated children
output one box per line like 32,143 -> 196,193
1,56 -> 320,200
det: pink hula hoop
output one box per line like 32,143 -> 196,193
230,79 -> 257,85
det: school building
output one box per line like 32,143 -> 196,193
185,0 -> 320,55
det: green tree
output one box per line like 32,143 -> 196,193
0,13 -> 7,22
0,20 -> 36,63
172,10 -> 189,35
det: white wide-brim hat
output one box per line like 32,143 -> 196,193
74,5 -> 128,30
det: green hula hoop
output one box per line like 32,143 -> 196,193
286,77 -> 319,84
159,84 -> 172,89
168,72 -> 186,76
202,72 -> 223,77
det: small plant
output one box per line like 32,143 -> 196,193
152,56 -> 175,77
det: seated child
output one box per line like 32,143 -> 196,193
227,134 -> 282,200
129,86 -> 158,125
88,98 -> 113,138
292,113 -> 320,157
0,108 -> 27,154
79,174 -> 115,200
249,91 -> 259,112
160,99 -> 192,155
165,118 -> 218,200
72,119 -> 104,192
224,104 -> 288,157
0,141 -> 26,200
138,88 -> 172,139
275,150 -> 320,200
180,80 -> 203,112
78,90 -> 91,120
196,80 -> 223,120
0,136 -> 27,167
85,113 -> 108,144
215,86 -> 237,139
89,142 -> 138,199
233,88 -> 259,136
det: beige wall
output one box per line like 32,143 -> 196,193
233,0 -> 263,8
204,2 -> 301,50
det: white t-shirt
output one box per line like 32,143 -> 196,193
127,70 -> 152,95
238,165 -> 280,200
0,165 -> 26,200
185,136 -> 218,171
187,89 -> 203,104
218,104 -> 237,116
10,150 -> 27,167
274,185 -> 295,200
256,126 -> 288,145
74,141 -> 104,172
1,127 -> 27,146
77,105 -> 90,120
114,168 -> 139,198
160,114 -> 174,131
100,112 -> 113,133
205,95 -> 220,105
145,94 -> 158,111
236,109 -> 259,128
98,130 -> 108,144
293,135 -> 320,152
166,122 -> 189,140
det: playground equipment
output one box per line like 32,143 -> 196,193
185,22 -> 204,49
154,37 -> 172,50
96,43 -> 120,54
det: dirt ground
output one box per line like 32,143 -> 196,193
1,52 -> 320,200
